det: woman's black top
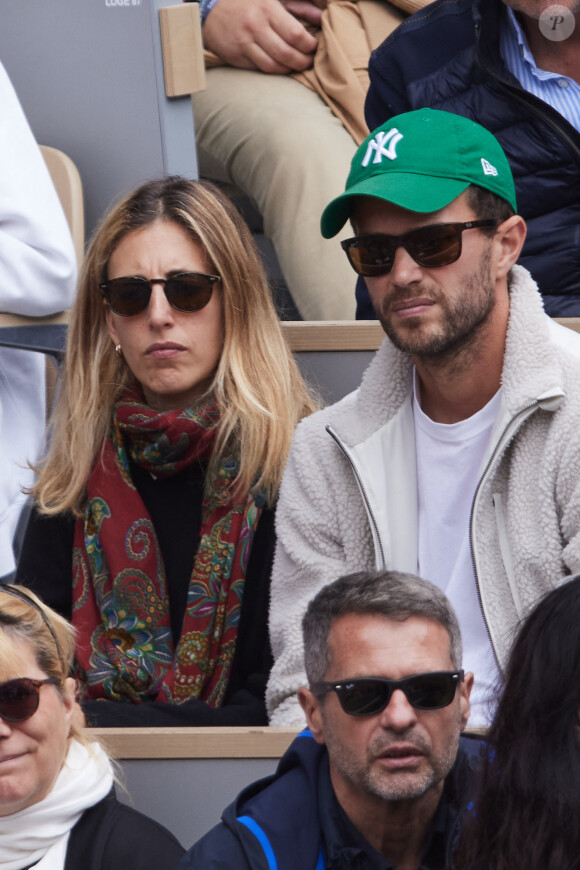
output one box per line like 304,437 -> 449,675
65,788 -> 184,870
15,459 -> 275,726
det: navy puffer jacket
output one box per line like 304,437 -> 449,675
355,0 -> 580,318
180,730 -> 485,869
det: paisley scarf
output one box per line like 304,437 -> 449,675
72,386 -> 262,707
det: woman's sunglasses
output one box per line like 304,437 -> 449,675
0,677 -> 60,722
310,670 -> 464,717
100,272 -> 221,317
341,220 -> 498,277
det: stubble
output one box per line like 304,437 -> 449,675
375,244 -> 495,365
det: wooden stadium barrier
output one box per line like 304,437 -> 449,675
281,320 -> 383,404
555,317 -> 580,333
281,317 -> 580,350
281,320 -> 385,351
95,725 -> 298,760
92,727 -> 299,849
280,318 -> 580,404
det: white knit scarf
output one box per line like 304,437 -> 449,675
0,739 -> 114,870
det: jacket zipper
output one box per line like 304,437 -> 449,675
326,425 -> 387,569
468,400 -> 539,669
328,392 -> 540,672
444,815 -> 461,869
500,83 -> 580,160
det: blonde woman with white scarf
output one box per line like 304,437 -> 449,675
0,586 -> 184,870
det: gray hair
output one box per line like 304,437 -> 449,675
302,570 -> 462,684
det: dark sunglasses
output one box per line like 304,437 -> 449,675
100,272 -> 221,317
311,670 -> 464,716
341,220 -> 498,277
0,677 -> 60,722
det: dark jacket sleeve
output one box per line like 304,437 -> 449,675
365,31 -> 413,128
179,823 -> 253,870
364,0 -> 478,131
65,789 -> 185,870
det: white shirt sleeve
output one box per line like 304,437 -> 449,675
0,60 -> 78,576
0,60 -> 77,315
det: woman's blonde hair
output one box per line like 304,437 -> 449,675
0,586 -> 87,745
34,177 -> 317,516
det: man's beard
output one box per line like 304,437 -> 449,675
361,729 -> 459,801
327,723 -> 460,803
375,244 -> 495,363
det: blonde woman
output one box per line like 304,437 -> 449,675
16,177 -> 316,726
0,585 -> 184,868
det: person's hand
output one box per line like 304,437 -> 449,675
281,0 -> 325,19
203,0 -> 322,73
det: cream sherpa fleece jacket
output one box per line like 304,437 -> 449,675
267,266 -> 580,726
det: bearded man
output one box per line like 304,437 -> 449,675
357,0 -> 580,318
267,109 -> 580,728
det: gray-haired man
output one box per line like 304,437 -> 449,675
181,570 -> 480,870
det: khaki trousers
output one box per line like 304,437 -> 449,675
193,69 -> 357,320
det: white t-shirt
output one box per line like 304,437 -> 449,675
413,372 -> 502,726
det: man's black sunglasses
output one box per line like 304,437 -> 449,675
310,670 -> 464,716
0,677 -> 60,722
100,272 -> 221,317
341,220 -> 498,277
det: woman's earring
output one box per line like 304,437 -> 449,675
115,344 -> 122,358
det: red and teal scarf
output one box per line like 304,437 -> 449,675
72,386 -> 262,707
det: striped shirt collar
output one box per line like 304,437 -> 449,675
500,6 -> 580,132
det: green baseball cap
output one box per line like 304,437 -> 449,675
320,108 -> 517,238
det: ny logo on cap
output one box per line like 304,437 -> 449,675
481,158 -> 498,177
362,128 -> 403,167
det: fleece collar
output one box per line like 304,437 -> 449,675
354,266 -> 567,433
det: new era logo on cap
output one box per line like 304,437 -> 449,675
481,158 -> 498,177
361,128 -> 404,167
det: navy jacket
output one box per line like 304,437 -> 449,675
180,730 -> 484,870
355,0 -> 580,318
